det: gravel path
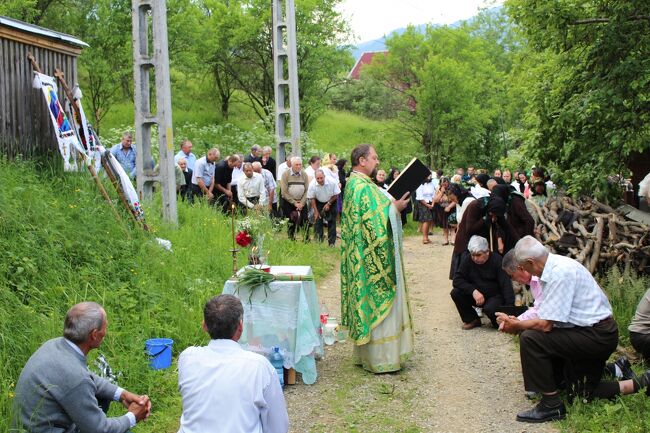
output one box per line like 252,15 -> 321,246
285,233 -> 559,433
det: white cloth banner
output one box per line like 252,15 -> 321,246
66,86 -> 103,172
33,72 -> 86,171
104,150 -> 146,223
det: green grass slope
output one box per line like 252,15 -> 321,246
309,110 -> 419,169
0,160 -> 337,431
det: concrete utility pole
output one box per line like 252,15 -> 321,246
272,0 -> 301,163
132,0 -> 177,224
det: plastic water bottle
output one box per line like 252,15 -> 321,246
320,302 -> 329,327
269,347 -> 284,388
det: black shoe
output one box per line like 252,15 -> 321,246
635,370 -> 650,396
615,356 -> 637,381
516,401 -> 566,423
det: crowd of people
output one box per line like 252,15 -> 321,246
11,141 -> 650,431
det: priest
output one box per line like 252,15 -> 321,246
340,144 -> 414,373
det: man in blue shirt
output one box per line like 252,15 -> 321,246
174,139 -> 197,171
110,132 -> 137,179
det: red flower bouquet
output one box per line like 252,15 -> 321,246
236,231 -> 252,247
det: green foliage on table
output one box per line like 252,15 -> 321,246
0,159 -> 338,432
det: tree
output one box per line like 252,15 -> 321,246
506,0 -> 650,197
200,0 -> 352,129
368,26 -> 503,168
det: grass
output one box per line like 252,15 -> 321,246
557,268 -> 650,433
0,158 -> 338,432
101,100 -> 423,174
309,110 -> 420,169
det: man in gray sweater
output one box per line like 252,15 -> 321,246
12,302 -> 150,433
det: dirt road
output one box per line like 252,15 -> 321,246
285,233 -> 558,433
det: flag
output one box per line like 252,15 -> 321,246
33,72 -> 86,171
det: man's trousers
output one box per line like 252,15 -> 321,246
519,317 -> 618,400
450,287 -> 502,328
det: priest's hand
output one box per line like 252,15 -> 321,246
393,192 -> 410,212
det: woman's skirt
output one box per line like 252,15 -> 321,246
435,205 -> 450,229
416,202 -> 434,222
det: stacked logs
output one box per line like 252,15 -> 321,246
527,196 -> 650,274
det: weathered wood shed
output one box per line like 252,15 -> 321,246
0,16 -> 87,159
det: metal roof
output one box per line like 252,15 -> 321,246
0,15 -> 88,48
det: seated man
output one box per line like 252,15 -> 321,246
497,236 -> 633,423
307,169 -> 340,247
629,288 -> 650,361
178,294 -> 289,433
13,302 -> 150,433
237,162 -> 267,212
451,235 -> 514,330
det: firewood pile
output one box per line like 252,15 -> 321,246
527,196 -> 650,274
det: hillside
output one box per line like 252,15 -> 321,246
0,160 -> 338,431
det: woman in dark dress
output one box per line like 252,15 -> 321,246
335,159 -> 347,214
433,177 -> 455,245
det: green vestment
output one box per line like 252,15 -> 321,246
340,172 -> 399,344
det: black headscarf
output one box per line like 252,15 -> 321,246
491,184 -> 515,202
448,183 -> 472,203
486,196 -> 507,217
475,173 -> 490,189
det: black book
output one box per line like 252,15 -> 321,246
386,158 -> 431,200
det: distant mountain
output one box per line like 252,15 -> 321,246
351,24 -> 429,59
350,6 -> 500,60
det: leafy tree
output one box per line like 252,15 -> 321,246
506,0 -> 650,198
328,76 -> 404,120
199,0 -> 352,129
368,26 -> 503,169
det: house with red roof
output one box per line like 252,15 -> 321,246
347,50 -> 388,80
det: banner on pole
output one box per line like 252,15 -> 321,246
104,151 -> 146,224
33,72 -> 86,171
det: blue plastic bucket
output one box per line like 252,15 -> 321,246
145,338 -> 173,370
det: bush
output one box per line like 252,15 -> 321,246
599,268 -> 649,347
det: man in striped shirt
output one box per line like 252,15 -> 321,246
498,236 -> 616,423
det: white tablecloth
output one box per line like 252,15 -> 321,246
222,266 -> 323,384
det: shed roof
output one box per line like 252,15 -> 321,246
0,15 -> 88,48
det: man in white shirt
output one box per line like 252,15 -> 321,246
304,155 -> 321,183
238,163 -> 268,211
276,153 -> 291,181
178,295 -> 289,433
498,236 -> 617,423
174,139 -> 197,171
253,161 -> 278,216
230,156 -> 245,210
307,169 -> 340,246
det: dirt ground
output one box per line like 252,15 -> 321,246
284,232 -> 559,433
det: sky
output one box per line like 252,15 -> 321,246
336,0 -> 504,43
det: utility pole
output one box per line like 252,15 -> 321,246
132,0 -> 177,224
272,0 -> 301,164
